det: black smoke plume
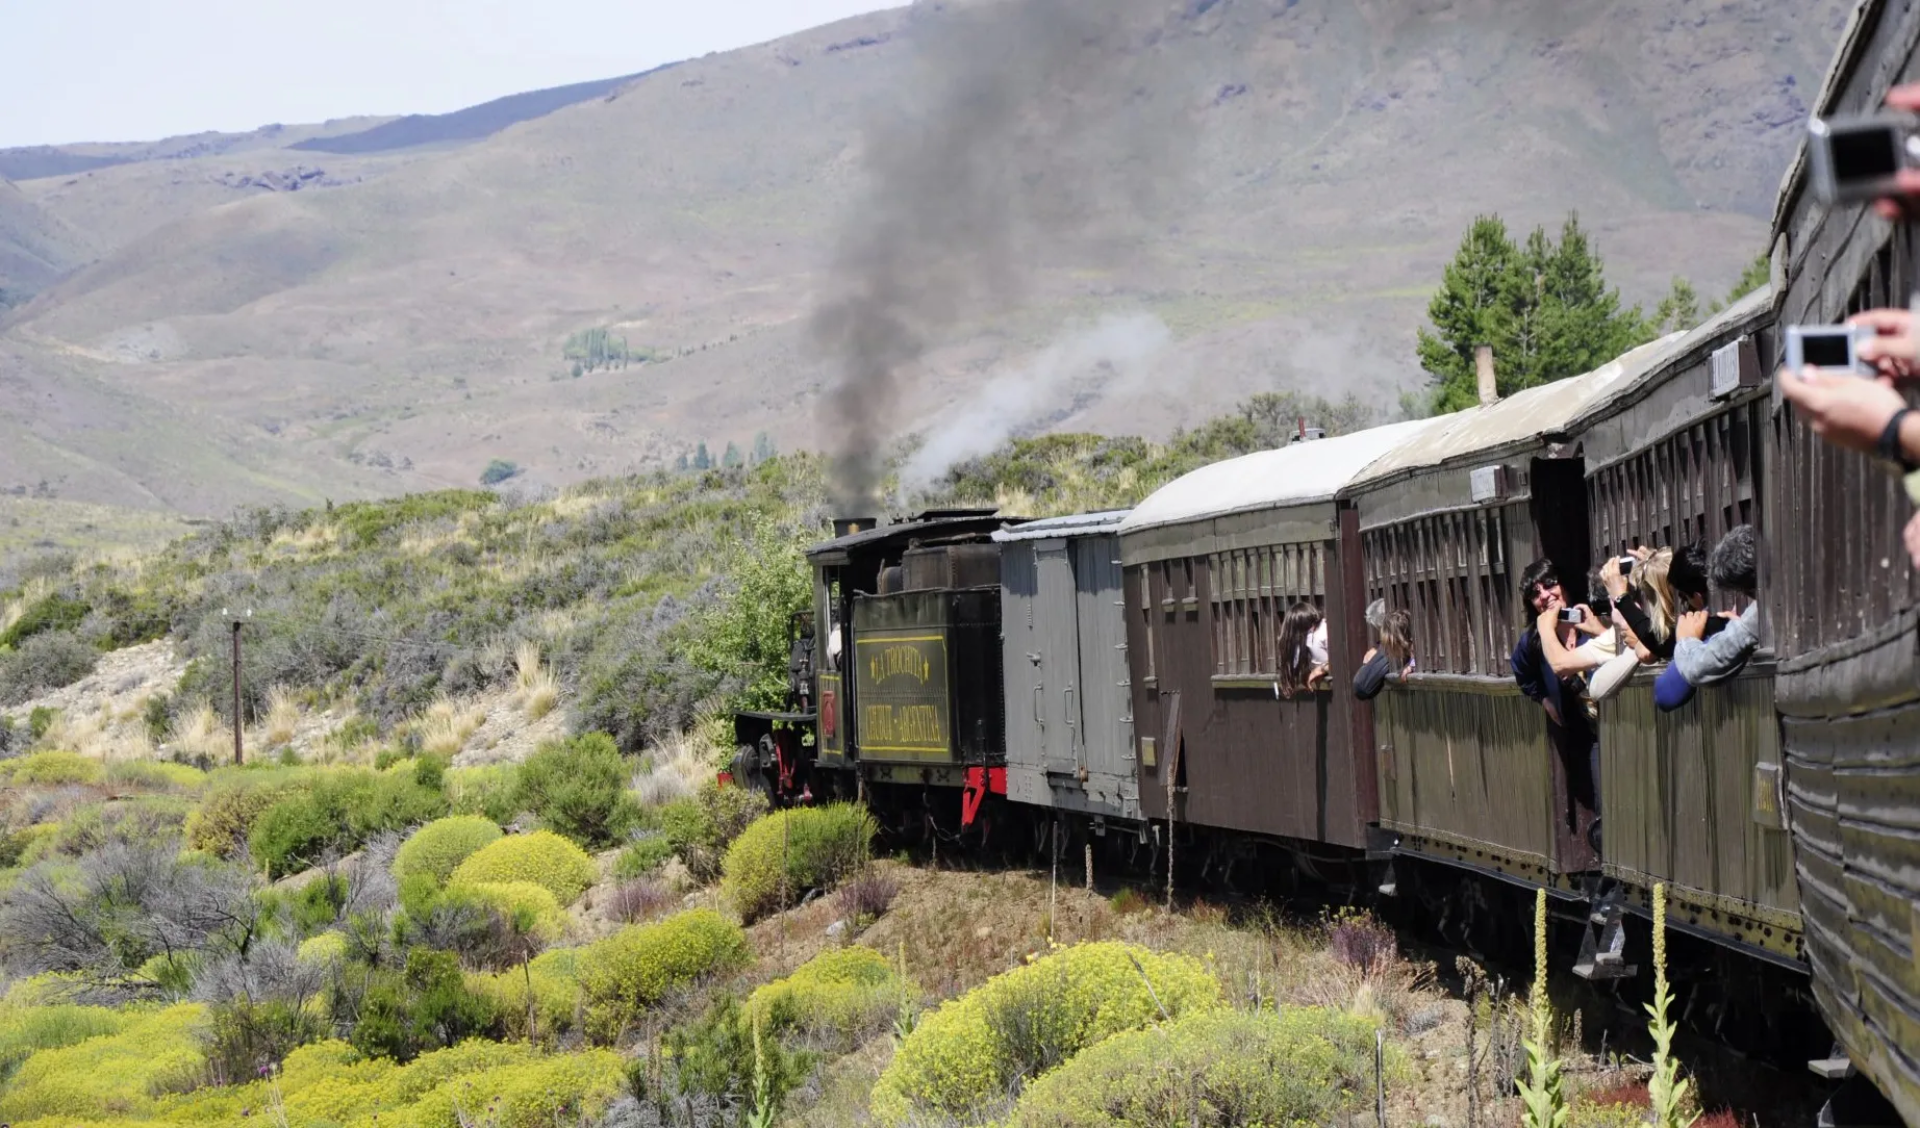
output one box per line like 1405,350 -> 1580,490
813,0 -> 1194,514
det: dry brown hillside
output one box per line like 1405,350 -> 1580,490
0,0 -> 1854,516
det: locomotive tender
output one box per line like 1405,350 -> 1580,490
728,3 -> 1920,1116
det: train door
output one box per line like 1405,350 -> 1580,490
1034,541 -> 1082,775
1530,457 -> 1592,582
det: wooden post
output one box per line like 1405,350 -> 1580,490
230,619 -> 244,765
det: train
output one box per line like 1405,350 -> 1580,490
729,4 -> 1920,1121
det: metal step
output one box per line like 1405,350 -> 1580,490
1573,893 -> 1636,981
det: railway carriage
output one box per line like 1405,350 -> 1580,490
1346,335 -> 1691,890
1767,2 -> 1920,1114
1115,418 -> 1440,854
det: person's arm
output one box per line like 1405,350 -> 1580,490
1672,606 -> 1760,686
1537,609 -> 1608,676
1511,635 -> 1546,701
1615,590 -> 1674,661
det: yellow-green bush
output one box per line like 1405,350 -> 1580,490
297,930 -> 350,968
406,1047 -> 625,1128
445,764 -> 520,824
870,941 -> 1223,1125
393,815 -> 502,885
0,1002 -> 205,1121
0,1004 -> 125,1083
748,945 -> 902,1041
577,909 -> 752,1041
448,830 -> 596,905
7,751 -> 103,787
473,948 -> 582,1041
721,803 -> 875,921
455,880 -> 568,942
185,776 -> 301,857
102,760 -> 207,793
1005,1006 -> 1399,1127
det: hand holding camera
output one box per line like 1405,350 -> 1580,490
1778,366 -> 1915,463
1809,86 -> 1920,217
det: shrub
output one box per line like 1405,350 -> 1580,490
0,594 -> 90,649
202,996 -> 328,1084
6,750 -> 102,787
458,880 -> 569,943
656,994 -> 814,1125
614,832 -> 675,879
474,948 -> 582,1041
0,631 -> 99,707
296,930 -> 349,968
394,815 -> 503,885
350,948 -> 498,1063
870,941 -> 1223,1124
1329,906 -> 1396,976
446,765 -> 520,824
250,766 -> 448,879
748,945 -> 901,1043
103,759 -> 207,792
513,732 -> 639,850
480,459 -> 522,487
606,877 -> 675,924
576,909 -> 752,1041
449,831 -> 598,906
0,1002 -> 206,1120
722,804 -> 875,921
187,776 -> 303,858
836,866 -> 900,925
0,1004 -> 126,1085
1005,1006 -> 1394,1127
408,1047 -> 626,1128
657,780 -> 768,883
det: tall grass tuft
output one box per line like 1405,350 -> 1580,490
1517,887 -> 1567,1128
263,686 -> 301,748
514,642 -> 559,721
1647,883 -> 1698,1128
168,702 -> 232,764
416,696 -> 486,759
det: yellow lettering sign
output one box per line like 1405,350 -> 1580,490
867,644 -> 934,686
861,704 -> 947,749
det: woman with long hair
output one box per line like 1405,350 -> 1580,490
1277,601 -> 1328,697
1354,608 -> 1414,700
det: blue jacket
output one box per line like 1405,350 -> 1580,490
1512,629 -> 1593,742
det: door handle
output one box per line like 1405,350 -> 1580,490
1065,686 -> 1077,729
1034,685 -> 1045,727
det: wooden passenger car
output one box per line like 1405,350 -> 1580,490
1348,336 -> 1700,888
1767,3 -> 1920,1112
1117,419 -> 1440,849
1560,289 -> 1802,964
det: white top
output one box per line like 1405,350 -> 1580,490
1118,416 -> 1444,536
1307,621 -> 1329,667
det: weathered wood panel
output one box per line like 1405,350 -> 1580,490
1374,678 -> 1594,877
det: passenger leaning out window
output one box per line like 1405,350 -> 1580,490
1278,602 -> 1329,697
1353,609 -> 1414,701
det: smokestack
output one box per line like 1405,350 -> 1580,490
1474,346 -> 1499,407
833,517 -> 878,538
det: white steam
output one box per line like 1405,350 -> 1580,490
899,312 -> 1172,491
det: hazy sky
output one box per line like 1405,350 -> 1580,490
0,0 -> 897,148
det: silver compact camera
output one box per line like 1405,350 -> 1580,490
1809,112 -> 1920,204
1784,324 -> 1875,376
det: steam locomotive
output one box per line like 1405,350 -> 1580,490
731,5 -> 1920,1121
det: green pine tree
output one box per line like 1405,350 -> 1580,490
1709,250 -> 1772,316
1418,215 -> 1525,414
722,442 -> 744,468
1652,277 -> 1703,336
1419,213 -> 1649,414
751,432 -> 775,465
693,442 -> 712,470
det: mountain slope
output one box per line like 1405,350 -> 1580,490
0,178 -> 88,301
0,0 -> 1854,515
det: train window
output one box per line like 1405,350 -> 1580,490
1210,543 -> 1325,676
1588,402 -> 1764,565
1363,510 -> 1512,676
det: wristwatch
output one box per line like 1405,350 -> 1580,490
1879,406 -> 1919,473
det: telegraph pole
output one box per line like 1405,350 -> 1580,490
223,608 -> 252,764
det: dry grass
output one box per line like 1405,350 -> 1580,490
414,696 -> 488,759
633,731 -> 716,806
167,702 -> 232,764
0,576 -> 56,637
512,642 -> 558,721
262,686 -> 301,748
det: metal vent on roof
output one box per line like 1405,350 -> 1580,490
1469,464 -> 1509,504
1709,336 -> 1761,400
1289,427 -> 1327,445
